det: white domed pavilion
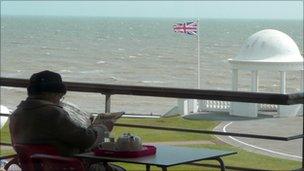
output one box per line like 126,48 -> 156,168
229,29 -> 303,117
174,29 -> 303,118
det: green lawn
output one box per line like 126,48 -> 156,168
1,117 -> 301,170
0,121 -> 11,144
112,117 -> 218,142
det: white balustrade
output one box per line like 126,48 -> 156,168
178,99 -> 279,116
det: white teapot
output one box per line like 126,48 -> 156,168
116,133 -> 143,151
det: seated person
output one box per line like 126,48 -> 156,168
9,70 -> 124,171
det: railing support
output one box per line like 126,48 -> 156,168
105,93 -> 111,113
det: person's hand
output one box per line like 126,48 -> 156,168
92,117 -> 114,132
91,113 -> 122,132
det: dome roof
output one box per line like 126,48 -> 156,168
230,29 -> 303,63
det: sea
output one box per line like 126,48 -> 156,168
1,16 -> 303,115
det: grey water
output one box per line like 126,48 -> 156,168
1,16 -> 303,115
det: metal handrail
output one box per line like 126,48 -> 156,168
114,123 -> 303,141
1,77 -> 303,105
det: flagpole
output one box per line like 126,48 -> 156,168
197,18 -> 200,89
193,17 -> 200,113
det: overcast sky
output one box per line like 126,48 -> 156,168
1,1 -> 303,20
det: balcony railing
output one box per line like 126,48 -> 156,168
1,77 -> 303,170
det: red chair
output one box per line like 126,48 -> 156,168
12,144 -> 85,171
31,154 -> 85,171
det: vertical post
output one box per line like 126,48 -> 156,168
232,69 -> 238,91
197,18 -> 200,89
280,71 -> 286,94
251,70 -> 259,117
230,68 -> 238,115
105,94 -> 111,113
193,18 -> 200,113
302,70 -> 304,169
251,70 -> 258,92
146,164 -> 150,171
193,99 -> 198,113
184,99 -> 190,116
278,71 -> 286,117
300,70 -> 304,92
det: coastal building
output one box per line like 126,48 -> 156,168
176,29 -> 303,118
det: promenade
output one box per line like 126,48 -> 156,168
184,113 -> 302,161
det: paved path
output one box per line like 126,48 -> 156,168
213,117 -> 302,161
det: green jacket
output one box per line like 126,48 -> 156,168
9,98 -> 98,156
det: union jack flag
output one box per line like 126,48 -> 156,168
173,21 -> 198,35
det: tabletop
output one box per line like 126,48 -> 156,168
75,144 -> 236,167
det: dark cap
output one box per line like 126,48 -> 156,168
27,70 -> 67,95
